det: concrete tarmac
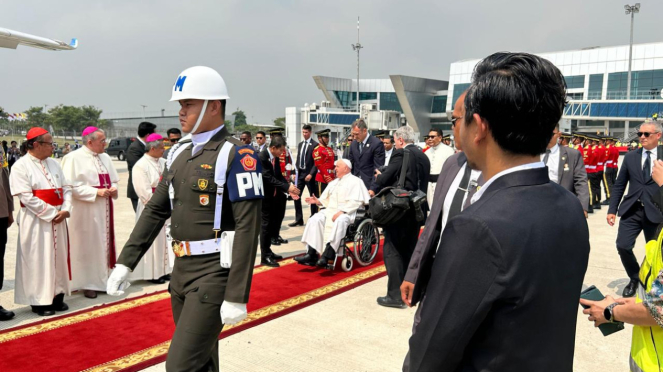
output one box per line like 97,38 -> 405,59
0,157 -> 643,371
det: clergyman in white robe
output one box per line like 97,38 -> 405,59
10,154 -> 72,305
129,154 -> 172,280
425,143 -> 454,208
61,146 -> 120,292
301,172 -> 370,254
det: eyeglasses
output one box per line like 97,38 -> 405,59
256,137 -> 264,140
450,116 -> 459,127
37,141 -> 53,146
170,138 -> 180,143
424,135 -> 439,139
637,131 -> 660,138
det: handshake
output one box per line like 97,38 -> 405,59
288,184 -> 300,200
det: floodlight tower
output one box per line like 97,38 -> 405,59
624,3 -> 640,100
351,17 -> 363,113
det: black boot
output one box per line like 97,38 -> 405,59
294,247 -> 319,266
316,244 -> 336,268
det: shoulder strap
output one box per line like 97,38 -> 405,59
398,148 -> 411,189
166,139 -> 192,170
213,141 -> 236,236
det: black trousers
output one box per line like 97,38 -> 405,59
167,254 -> 227,372
616,204 -> 660,280
383,210 -> 420,300
0,217 -> 7,290
131,198 -> 139,212
261,194 -> 286,258
604,167 -> 616,201
293,172 -> 318,223
588,172 -> 602,206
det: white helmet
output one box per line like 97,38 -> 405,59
170,66 -> 229,102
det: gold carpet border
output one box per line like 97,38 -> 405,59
86,265 -> 386,372
0,260 -> 297,344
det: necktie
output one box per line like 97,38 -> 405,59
448,165 -> 472,220
644,151 -> 652,182
464,180 -> 479,210
543,149 -> 551,165
359,141 -> 364,154
300,141 -> 308,169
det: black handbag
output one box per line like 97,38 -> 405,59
369,149 -> 413,227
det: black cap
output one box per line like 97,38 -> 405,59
374,130 -> 387,139
442,134 -> 451,140
269,128 -> 285,136
316,129 -> 330,137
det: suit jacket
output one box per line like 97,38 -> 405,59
259,148 -> 289,201
296,139 -> 318,177
405,152 -> 469,305
556,146 -> 590,212
126,139 -> 146,200
0,168 -> 13,218
408,167 -> 590,372
348,134 -> 385,192
608,146 -> 663,223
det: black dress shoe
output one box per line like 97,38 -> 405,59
594,204 -> 602,210
288,221 -> 304,227
623,279 -> 639,297
294,248 -> 319,266
0,306 -> 15,321
161,274 -> 172,281
271,253 -> 284,260
316,244 -> 336,267
52,302 -> 69,312
31,306 -> 56,316
601,199 -> 610,206
270,237 -> 281,246
261,256 -> 280,267
277,236 -> 289,244
377,296 -> 406,309
149,278 -> 167,284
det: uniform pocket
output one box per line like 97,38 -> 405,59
197,283 -> 225,305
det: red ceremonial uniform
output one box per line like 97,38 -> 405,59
596,145 -> 606,172
607,145 -> 619,169
312,144 -> 336,183
279,148 -> 294,181
583,144 -> 596,174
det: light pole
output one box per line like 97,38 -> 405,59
625,3 -> 640,100
351,17 -> 363,113
140,105 -> 147,119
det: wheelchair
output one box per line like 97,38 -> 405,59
326,208 -> 381,272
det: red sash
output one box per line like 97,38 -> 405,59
19,188 -> 63,208
94,174 -> 116,269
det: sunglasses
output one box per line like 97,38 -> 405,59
637,131 -> 660,138
170,138 -> 180,143
450,117 -> 459,127
424,135 -> 439,139
256,137 -> 264,139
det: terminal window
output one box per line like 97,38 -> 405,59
452,83 -> 471,108
564,75 -> 585,90
379,92 -> 403,113
608,70 -> 663,100
431,96 -> 448,113
588,74 -> 604,100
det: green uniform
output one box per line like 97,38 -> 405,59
117,127 -> 261,371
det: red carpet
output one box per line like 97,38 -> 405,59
0,247 -> 385,372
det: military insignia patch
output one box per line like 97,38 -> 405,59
199,194 -> 210,206
240,154 -> 257,171
198,179 -> 209,190
200,164 -> 213,170
238,148 -> 255,155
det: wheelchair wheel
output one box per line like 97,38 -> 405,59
341,255 -> 353,272
353,219 -> 380,266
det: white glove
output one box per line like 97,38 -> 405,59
106,264 -> 132,296
220,301 -> 247,325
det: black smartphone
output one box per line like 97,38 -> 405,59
580,285 -> 625,336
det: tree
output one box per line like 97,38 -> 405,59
25,106 -> 50,128
232,109 -> 247,127
273,117 -> 285,128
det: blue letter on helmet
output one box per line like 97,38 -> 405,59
174,76 -> 187,92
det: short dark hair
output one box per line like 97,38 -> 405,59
302,125 -> 312,131
241,131 -> 251,137
464,52 -> 567,156
428,129 -> 443,137
256,131 -> 266,137
269,136 -> 285,149
10,141 -> 16,145
167,128 -> 181,136
138,122 -> 157,138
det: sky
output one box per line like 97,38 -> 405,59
2,0 -> 663,124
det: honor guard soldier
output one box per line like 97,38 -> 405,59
311,129 -> 336,195
585,134 -> 601,211
106,66 -> 263,372
603,136 -> 620,205
573,133 -> 593,214
559,132 -> 572,147
442,134 -> 452,147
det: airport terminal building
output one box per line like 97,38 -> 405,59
288,41 -> 663,145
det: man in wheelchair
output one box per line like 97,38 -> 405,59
296,159 -> 371,267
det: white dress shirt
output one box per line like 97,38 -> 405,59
191,125 -> 224,156
541,144 -> 560,183
385,148 -> 393,166
441,164 -> 482,232
642,146 -> 658,176
471,161 -> 545,204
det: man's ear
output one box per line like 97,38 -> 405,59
208,100 -> 222,116
472,113 -> 489,144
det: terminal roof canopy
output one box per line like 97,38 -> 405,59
0,27 -> 77,51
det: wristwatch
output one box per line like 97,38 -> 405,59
604,302 -> 620,323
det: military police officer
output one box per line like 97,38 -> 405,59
107,66 -> 263,372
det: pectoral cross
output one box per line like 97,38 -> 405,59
54,188 -> 62,200
102,179 -> 110,188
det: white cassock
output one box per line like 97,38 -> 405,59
301,173 -> 370,254
10,154 -> 72,305
129,154 -> 172,280
61,146 -> 120,291
425,143 -> 454,207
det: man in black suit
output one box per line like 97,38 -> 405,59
375,125 -> 430,309
406,52 -> 589,372
542,124 -> 590,216
607,120 -> 663,297
348,119 -> 385,195
258,136 -> 300,267
290,125 -> 319,226
126,121 -> 156,211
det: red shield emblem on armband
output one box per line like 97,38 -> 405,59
240,154 -> 256,171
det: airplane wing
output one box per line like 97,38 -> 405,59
0,27 -> 77,51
